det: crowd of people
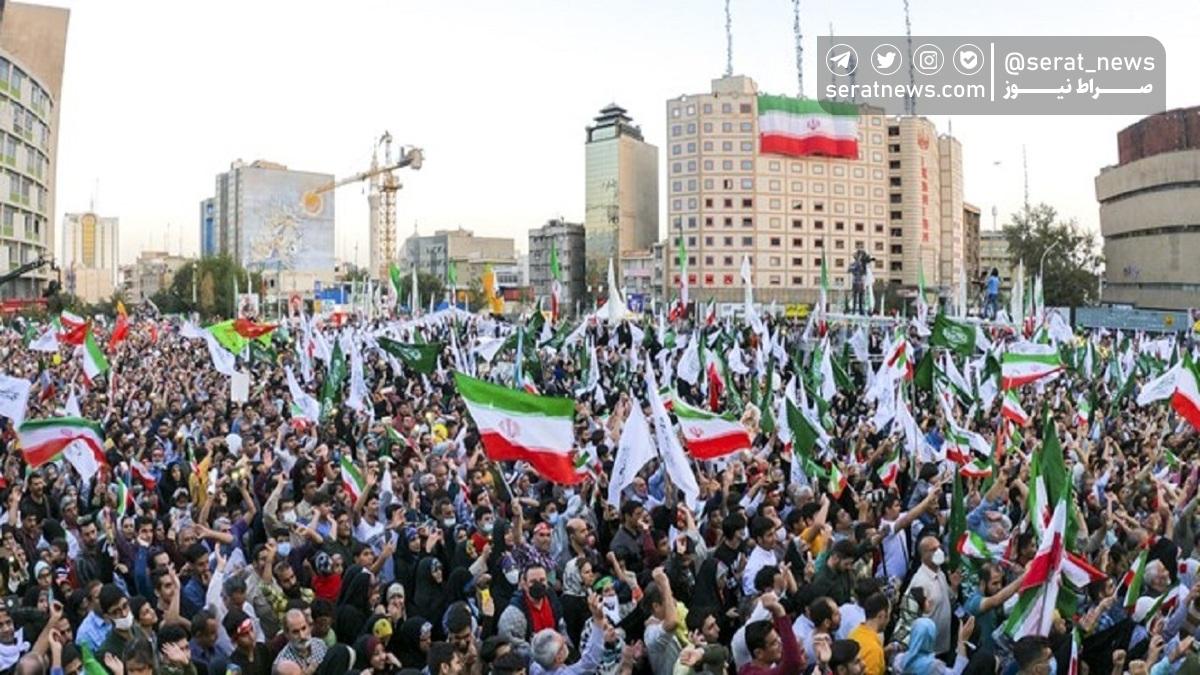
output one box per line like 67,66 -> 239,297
0,302 -> 1192,675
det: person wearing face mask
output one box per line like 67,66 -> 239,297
906,535 -> 960,658
95,584 -> 149,666
497,563 -> 564,654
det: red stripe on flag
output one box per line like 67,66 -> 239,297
760,134 -> 858,159
477,431 -> 582,485
1001,367 -> 1063,389
683,431 -> 752,460
22,438 -> 72,467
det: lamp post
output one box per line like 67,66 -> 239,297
1038,240 -> 1062,283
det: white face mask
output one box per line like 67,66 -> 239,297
505,568 -> 520,585
281,510 -> 297,525
931,549 -> 946,567
113,613 -> 133,631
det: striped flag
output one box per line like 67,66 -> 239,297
1001,389 -> 1031,427
340,455 -> 366,501
1062,551 -> 1107,589
828,463 -> 847,499
18,417 -> 106,470
82,329 -> 109,385
957,531 -> 1008,562
1002,342 -> 1063,389
1121,544 -> 1151,611
1004,495 -> 1067,639
1171,353 -> 1200,430
876,449 -> 900,488
673,397 -> 752,460
114,475 -> 131,518
961,458 -> 993,480
454,372 -> 580,484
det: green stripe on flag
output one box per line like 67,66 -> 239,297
453,372 -> 574,418
756,95 -> 859,117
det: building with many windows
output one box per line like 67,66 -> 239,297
980,229 -> 1015,297
120,249 -> 192,302
199,197 -> 217,257
402,227 -> 516,291
584,104 -> 658,297
663,75 -> 968,306
1096,105 -> 1200,310
61,212 -> 117,303
0,2 -> 68,298
619,241 -> 665,310
963,202 -> 982,293
528,219 -> 585,317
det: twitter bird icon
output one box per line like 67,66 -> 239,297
871,44 -> 902,75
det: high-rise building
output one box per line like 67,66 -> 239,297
403,227 -> 516,291
199,198 -> 217,257
207,159 -> 336,296
619,241 -> 665,309
0,2 -> 68,298
528,219 -> 585,317
61,212 -> 118,303
1096,106 -> 1200,310
664,75 -> 891,304
663,75 -> 969,306
584,104 -> 658,296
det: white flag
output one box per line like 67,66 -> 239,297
63,441 -> 100,483
345,334 -> 369,413
29,328 -> 59,353
64,387 -> 81,417
607,404 -> 656,508
286,367 -> 321,422
0,375 -> 31,426
1137,364 -> 1181,407
676,332 -> 701,385
204,332 -> 238,376
849,327 -> 870,364
645,363 -> 700,506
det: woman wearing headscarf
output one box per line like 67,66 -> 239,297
690,557 -> 736,644
391,527 -> 422,601
334,565 -> 374,643
486,519 -> 518,614
353,634 -> 400,675
898,615 -> 973,674
410,558 -> 449,638
395,616 -> 433,669
560,554 -> 597,647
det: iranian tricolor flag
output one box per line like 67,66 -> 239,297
957,531 -> 1008,562
673,397 -> 752,460
1075,393 -> 1092,428
1004,495 -> 1067,639
1062,551 -> 1107,589
757,95 -> 859,159
454,372 -> 580,484
340,456 -> 366,501
704,297 -> 717,327
876,449 -> 900,488
1001,342 -> 1063,389
1001,389 -> 1031,427
961,458 -> 993,480
1171,353 -> 1200,430
549,239 -> 562,323
82,329 -> 109,385
945,421 -> 990,465
828,463 -> 848,499
1121,544 -> 1151,610
18,417 -> 107,474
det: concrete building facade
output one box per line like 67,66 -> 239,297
121,249 -> 191,301
664,75 -> 894,304
979,230 -> 1016,296
963,202 -> 981,289
403,227 -> 516,291
584,104 -> 658,296
1096,106 -> 1200,310
61,212 -> 117,303
528,219 -> 585,317
619,240 -> 665,309
0,2 -> 68,299
199,198 -> 217,257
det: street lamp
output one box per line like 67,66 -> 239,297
1039,240 -> 1062,282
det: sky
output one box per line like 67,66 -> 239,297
46,0 -> 1200,266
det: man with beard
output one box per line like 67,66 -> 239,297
75,516 -> 114,585
262,558 -> 315,629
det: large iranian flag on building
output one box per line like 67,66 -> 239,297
673,397 -> 752,460
454,372 -> 580,484
757,96 -> 859,159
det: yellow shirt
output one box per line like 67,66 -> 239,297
850,622 -> 885,675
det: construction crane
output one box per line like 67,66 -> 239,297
299,132 -> 423,279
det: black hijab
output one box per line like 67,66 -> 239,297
410,558 -> 448,634
396,616 -> 431,668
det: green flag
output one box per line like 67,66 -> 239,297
949,469 -> 967,571
914,348 -> 935,392
320,341 -> 347,419
389,262 -> 403,300
447,260 -> 458,288
378,337 -> 442,374
931,313 -> 977,356
759,354 -> 775,435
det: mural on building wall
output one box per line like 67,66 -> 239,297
239,170 -> 335,273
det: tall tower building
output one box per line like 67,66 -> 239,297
0,2 -> 69,299
665,76 -> 891,304
61,212 -> 118,303
583,104 -> 658,297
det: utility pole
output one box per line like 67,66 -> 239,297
903,0 -> 915,115
793,0 -> 803,96
724,0 -> 733,77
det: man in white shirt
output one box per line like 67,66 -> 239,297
877,488 -> 940,585
907,535 -> 959,655
742,515 -> 780,596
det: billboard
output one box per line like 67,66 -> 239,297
239,167 -> 335,275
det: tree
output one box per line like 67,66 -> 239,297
396,272 -> 445,310
164,256 -> 263,319
1002,203 -> 1103,308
